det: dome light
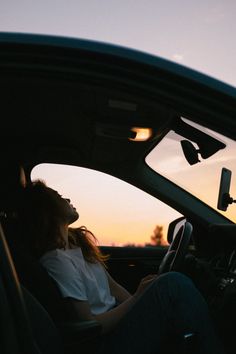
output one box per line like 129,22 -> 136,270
129,127 -> 152,141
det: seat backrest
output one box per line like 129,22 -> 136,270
5,222 -> 69,322
22,284 -> 64,354
0,219 -> 64,354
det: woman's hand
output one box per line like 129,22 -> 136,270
134,274 -> 158,299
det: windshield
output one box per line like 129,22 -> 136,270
146,118 -> 236,222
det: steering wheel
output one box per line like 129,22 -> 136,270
158,221 -> 193,275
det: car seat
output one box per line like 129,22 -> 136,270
0,213 -> 63,354
0,159 -> 101,354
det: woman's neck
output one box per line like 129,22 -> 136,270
60,224 -> 70,249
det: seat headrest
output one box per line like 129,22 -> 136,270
0,159 -> 26,213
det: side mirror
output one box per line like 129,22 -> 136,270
167,217 -> 186,244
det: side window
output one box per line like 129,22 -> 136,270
31,163 -> 182,247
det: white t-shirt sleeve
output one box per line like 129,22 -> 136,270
41,253 -> 88,301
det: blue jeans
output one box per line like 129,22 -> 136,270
99,272 -> 224,354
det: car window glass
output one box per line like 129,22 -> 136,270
146,118 -> 236,223
31,163 -> 182,246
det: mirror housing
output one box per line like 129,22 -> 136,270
180,140 -> 200,165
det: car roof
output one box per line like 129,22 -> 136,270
1,32 -> 236,171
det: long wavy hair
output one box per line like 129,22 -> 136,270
19,179 -> 109,265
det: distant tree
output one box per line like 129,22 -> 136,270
123,242 -> 136,247
123,242 -> 142,247
145,225 -> 167,247
121,225 -> 167,247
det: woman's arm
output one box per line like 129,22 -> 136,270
96,274 -> 158,333
65,274 -> 157,334
106,271 -> 131,303
65,295 -> 137,334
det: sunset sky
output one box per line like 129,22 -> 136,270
31,164 -> 181,246
2,0 -> 236,245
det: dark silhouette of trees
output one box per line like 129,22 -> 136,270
122,224 -> 167,247
145,225 -> 167,247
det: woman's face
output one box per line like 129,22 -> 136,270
47,187 -> 79,225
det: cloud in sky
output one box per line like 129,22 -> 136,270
172,53 -> 184,62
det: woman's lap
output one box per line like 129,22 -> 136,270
99,272 -> 224,354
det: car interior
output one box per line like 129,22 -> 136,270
1,32 -> 236,354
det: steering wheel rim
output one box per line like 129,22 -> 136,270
158,221 -> 193,275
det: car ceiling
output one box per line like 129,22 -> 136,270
1,33 -> 236,176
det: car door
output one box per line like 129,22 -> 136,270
101,245 -> 168,294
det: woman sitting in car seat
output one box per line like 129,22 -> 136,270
18,179 -> 224,354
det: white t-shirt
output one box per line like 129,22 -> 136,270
40,247 -> 116,315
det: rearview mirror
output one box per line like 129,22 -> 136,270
174,118 -> 226,165
180,140 -> 200,165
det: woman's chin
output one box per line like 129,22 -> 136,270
69,211 -> 79,224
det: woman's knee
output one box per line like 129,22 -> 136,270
157,271 -> 193,286
164,271 -> 193,284
151,271 -> 196,298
